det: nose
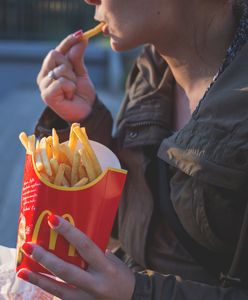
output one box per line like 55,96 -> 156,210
84,0 -> 101,5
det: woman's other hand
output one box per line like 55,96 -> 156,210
17,215 -> 135,300
37,32 -> 96,123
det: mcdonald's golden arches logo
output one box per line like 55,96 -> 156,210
32,210 -> 76,257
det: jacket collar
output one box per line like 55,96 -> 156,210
158,42 -> 248,189
116,45 -> 173,131
115,46 -> 175,148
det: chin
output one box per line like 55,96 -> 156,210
110,38 -> 139,52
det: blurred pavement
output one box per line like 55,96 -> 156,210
0,41 -> 124,248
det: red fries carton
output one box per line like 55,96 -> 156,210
16,140 -> 127,275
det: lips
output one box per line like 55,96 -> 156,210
85,0 -> 101,5
102,23 -> 109,36
94,17 -> 109,36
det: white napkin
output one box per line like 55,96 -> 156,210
0,246 -> 55,300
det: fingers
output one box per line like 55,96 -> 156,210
56,32 -> 86,55
37,50 -> 73,85
48,215 -> 108,272
56,35 -> 88,76
57,33 -> 88,76
37,33 -> 87,85
39,64 -> 77,91
41,77 -> 77,105
21,244 -> 95,292
67,41 -> 88,76
17,268 -> 89,300
105,249 -> 124,265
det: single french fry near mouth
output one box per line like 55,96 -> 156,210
82,22 -> 105,40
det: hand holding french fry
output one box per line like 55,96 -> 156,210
36,28 -> 97,123
19,125 -> 102,188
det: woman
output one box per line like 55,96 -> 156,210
17,0 -> 248,299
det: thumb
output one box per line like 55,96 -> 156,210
68,38 -> 89,76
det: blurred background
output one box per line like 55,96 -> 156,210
0,0 -> 139,248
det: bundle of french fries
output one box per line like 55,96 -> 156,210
19,124 -> 102,188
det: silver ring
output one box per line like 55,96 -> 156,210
47,69 -> 57,80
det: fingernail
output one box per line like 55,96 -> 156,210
17,269 -> 29,281
47,214 -> 60,227
73,30 -> 83,38
22,243 -> 34,256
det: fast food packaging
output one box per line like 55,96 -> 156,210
16,140 -> 127,275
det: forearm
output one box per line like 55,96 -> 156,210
35,96 -> 113,146
78,95 -> 113,146
133,271 -> 248,300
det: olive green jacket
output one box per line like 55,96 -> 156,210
35,43 -> 248,299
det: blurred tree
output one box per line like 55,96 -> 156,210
0,0 -> 95,40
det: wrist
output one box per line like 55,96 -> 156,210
62,93 -> 97,123
71,93 -> 99,124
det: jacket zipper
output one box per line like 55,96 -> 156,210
127,120 -> 168,129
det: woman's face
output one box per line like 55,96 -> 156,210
84,0 -> 178,51
84,0 -> 229,53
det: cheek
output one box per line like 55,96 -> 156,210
103,2 -> 151,47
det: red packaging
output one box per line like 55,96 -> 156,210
16,141 -> 127,275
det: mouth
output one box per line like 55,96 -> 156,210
94,17 -> 110,36
101,23 -> 110,36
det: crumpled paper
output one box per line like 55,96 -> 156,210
0,246 -> 56,300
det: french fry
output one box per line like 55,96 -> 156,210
59,144 -> 73,165
52,129 -> 69,164
40,137 -> 52,177
28,135 -> 36,155
73,177 -> 89,187
19,132 -> 29,151
50,158 -> 69,187
36,155 -> 44,172
54,163 -> 66,186
78,164 -> 87,179
73,127 -> 102,177
81,128 -> 102,176
58,152 -> 70,165
52,128 -> 60,161
35,140 -> 44,172
64,164 -> 72,182
68,123 -> 79,153
50,158 -> 59,174
46,136 -> 53,160
62,176 -> 70,187
71,151 -> 80,186
82,22 -> 104,40
79,148 -> 96,182
40,172 -> 51,182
